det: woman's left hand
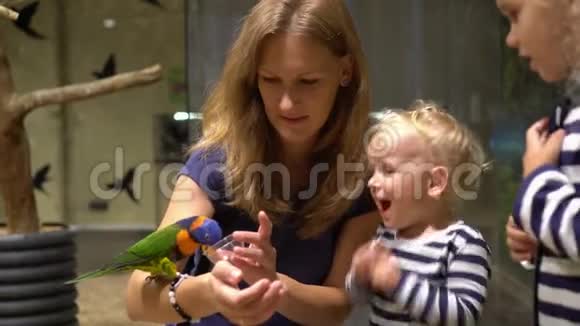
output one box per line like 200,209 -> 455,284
231,211 -> 278,284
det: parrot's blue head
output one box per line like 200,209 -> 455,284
189,216 -> 223,246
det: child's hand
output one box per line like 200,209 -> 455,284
367,246 -> 402,295
506,216 -> 538,263
350,241 -> 378,287
523,117 -> 566,177
351,241 -> 402,295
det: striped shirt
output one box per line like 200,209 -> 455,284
346,221 -> 491,326
512,101 -> 580,325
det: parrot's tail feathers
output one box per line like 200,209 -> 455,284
64,267 -> 118,284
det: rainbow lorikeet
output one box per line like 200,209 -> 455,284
66,215 -> 222,283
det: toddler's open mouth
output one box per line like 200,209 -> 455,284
379,200 -> 391,212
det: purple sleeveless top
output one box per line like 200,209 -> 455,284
172,149 -> 373,326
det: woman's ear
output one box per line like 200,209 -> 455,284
339,54 -> 353,86
428,166 -> 449,200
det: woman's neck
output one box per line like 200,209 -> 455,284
279,141 -> 312,163
276,140 -> 315,196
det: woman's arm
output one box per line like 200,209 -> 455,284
126,176 -> 283,325
276,211 -> 380,325
126,175 -> 217,322
126,271 -> 216,323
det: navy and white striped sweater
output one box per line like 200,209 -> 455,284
346,221 -> 491,326
512,100 -> 580,325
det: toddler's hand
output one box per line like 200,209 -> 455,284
367,246 -> 402,295
350,241 -> 378,287
506,216 -> 538,263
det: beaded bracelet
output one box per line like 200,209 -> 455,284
169,272 -> 192,322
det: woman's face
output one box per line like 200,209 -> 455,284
257,33 -> 352,149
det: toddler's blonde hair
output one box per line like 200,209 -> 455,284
368,100 -> 489,206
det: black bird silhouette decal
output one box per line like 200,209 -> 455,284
93,54 -> 116,79
88,198 -> 110,212
107,167 -> 138,203
32,164 -> 50,194
142,0 -> 164,9
13,1 -> 45,39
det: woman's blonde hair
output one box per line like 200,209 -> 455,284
191,0 -> 371,238
368,100 -> 488,207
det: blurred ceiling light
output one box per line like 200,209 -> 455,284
103,18 -> 116,29
173,112 -> 202,121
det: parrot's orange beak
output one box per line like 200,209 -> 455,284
201,245 -> 209,254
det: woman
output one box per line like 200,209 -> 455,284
126,0 -> 379,325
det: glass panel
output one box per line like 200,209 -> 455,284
63,1 -> 186,227
1,1 -> 62,225
1,1 -> 187,227
183,1 -> 555,323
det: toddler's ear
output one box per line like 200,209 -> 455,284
428,166 -> 448,199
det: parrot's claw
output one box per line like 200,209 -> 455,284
145,275 -> 162,283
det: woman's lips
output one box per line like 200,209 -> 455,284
280,116 -> 308,124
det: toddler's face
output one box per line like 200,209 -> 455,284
497,0 -> 569,82
366,126 -> 434,231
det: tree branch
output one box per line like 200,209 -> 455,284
0,0 -> 34,8
0,5 -> 18,21
9,64 -> 162,117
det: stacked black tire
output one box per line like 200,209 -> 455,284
0,224 -> 78,326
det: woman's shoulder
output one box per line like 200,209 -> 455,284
183,147 -> 225,168
179,147 -> 227,200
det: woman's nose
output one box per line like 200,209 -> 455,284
280,92 -> 294,111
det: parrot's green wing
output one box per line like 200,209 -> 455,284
66,224 -> 182,284
114,223 -> 181,265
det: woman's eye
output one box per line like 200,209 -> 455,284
300,79 -> 319,85
261,76 -> 278,83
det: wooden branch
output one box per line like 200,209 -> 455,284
0,36 -> 14,106
0,5 -> 18,21
9,64 -> 162,117
0,0 -> 34,9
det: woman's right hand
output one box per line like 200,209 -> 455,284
506,216 -> 538,263
208,260 -> 285,325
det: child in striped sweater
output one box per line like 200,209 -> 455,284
498,0 -> 580,324
346,102 -> 492,325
